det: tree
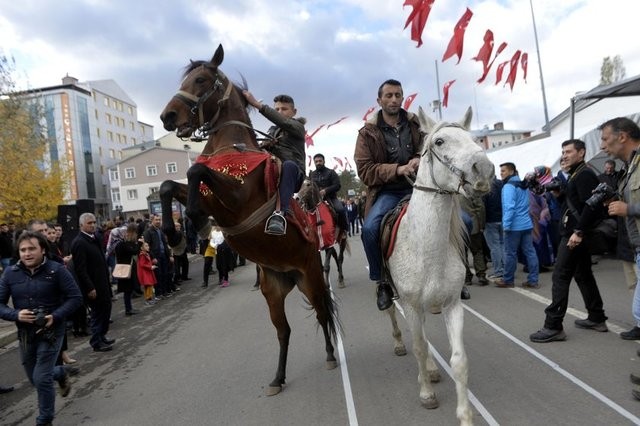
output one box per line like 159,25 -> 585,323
0,55 -> 68,226
337,170 -> 363,199
600,55 -> 626,85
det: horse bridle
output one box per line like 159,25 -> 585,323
409,122 -> 469,195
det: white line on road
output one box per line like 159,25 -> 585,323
463,304 -> 640,424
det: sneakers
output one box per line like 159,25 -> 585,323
621,326 -> 640,340
631,373 -> 640,385
376,281 -> 394,311
265,212 -> 287,235
522,282 -> 540,289
530,327 -> 567,343
494,278 -> 514,288
476,276 -> 490,286
58,371 -> 71,397
220,280 -> 230,288
144,300 -> 156,306
574,318 -> 608,332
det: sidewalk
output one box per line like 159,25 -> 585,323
0,253 -> 202,348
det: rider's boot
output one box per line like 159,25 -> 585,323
376,280 -> 394,311
265,211 -> 287,236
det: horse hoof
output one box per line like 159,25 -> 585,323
326,360 -> 338,370
338,281 -> 345,289
265,385 -> 282,396
420,395 -> 439,409
428,370 -> 441,383
394,345 -> 407,356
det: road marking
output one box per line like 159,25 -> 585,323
328,277 -> 359,426
464,304 -> 640,424
393,302 -> 500,426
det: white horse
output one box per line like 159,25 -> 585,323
386,106 -> 494,425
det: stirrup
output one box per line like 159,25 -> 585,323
264,211 -> 287,236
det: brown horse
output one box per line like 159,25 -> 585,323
297,178 -> 350,288
159,44 -> 339,396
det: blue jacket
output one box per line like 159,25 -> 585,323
0,259 -> 82,328
501,175 -> 533,231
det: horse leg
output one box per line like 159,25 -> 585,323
298,256 -> 338,370
159,180 -> 187,246
336,241 -> 346,288
386,304 -> 407,356
260,268 -> 294,396
323,249 -> 331,288
185,164 -> 214,238
405,306 -> 439,409
443,300 -> 472,425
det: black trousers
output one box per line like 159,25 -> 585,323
544,236 -> 607,330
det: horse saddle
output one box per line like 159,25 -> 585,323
306,201 -> 337,250
380,195 -> 411,260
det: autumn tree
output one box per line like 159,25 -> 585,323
0,55 -> 67,227
337,169 -> 363,199
600,55 -> 626,85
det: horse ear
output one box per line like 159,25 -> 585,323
417,106 -> 437,133
459,106 -> 473,130
211,44 -> 224,67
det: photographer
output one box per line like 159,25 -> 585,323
530,139 -> 608,343
0,231 -> 82,426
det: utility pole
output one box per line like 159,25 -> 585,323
434,60 -> 443,120
530,0 -> 550,133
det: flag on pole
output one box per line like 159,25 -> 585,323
333,157 -> 344,168
504,50 -> 522,91
326,116 -> 349,129
495,60 -> 509,85
442,8 -> 474,64
442,80 -> 456,108
363,106 -> 376,121
521,52 -> 528,82
344,157 -> 353,170
403,93 -> 418,110
403,0 -> 436,48
477,41 -> 507,84
305,124 -> 325,148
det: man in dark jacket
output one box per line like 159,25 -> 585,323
71,213 -> 114,352
243,91 -> 306,235
0,222 -> 12,271
354,79 -> 424,310
530,139 -> 608,343
143,214 -> 174,297
0,231 -> 82,426
483,177 -> 504,279
309,153 -> 348,233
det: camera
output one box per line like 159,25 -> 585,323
32,307 -> 48,328
585,182 -> 618,209
544,177 -> 564,192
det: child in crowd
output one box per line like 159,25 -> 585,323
137,241 -> 157,305
211,226 -> 234,287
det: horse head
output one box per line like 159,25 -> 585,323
297,178 -> 322,211
415,106 -> 494,198
160,44 -> 252,143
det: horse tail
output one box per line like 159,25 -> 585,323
322,286 -> 342,343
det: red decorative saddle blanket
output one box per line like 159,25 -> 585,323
305,202 -> 336,250
381,200 -> 410,260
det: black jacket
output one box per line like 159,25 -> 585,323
70,232 -> 111,302
561,161 -> 604,237
260,105 -> 307,173
143,226 -> 171,260
309,166 -> 341,199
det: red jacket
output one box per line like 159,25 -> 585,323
136,252 -> 157,286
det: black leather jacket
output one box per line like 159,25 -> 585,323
309,166 -> 341,199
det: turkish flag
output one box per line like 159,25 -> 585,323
504,50 -> 522,91
477,41 -> 507,84
304,124 -> 325,148
495,61 -> 509,85
521,52 -> 529,82
333,157 -> 344,168
472,30 -> 494,70
442,8 -> 473,64
403,93 -> 418,110
326,116 -> 348,129
344,157 -> 353,170
362,106 -> 376,121
443,80 -> 456,108
403,0 -> 436,48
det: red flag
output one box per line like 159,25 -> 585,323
304,124 -> 325,148
442,80 -> 456,108
403,93 -> 418,110
333,165 -> 338,170
504,50 -> 521,91
478,41 -> 508,83
333,157 -> 344,168
344,157 -> 353,170
472,30 -> 494,69
403,0 -> 436,48
307,155 -> 312,168
326,116 -> 348,129
362,106 -> 376,121
521,52 -> 528,82
442,8 -> 473,64
495,61 -> 509,85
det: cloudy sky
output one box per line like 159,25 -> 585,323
1,0 -> 638,169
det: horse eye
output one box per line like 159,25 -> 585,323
434,138 -> 445,146
195,77 -> 206,84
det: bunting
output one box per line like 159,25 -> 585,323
403,93 -> 418,110
307,155 -> 312,168
326,116 -> 349,129
504,50 -> 521,91
305,124 -> 325,148
363,106 -> 376,121
344,157 -> 353,170
495,60 -> 509,85
333,157 -> 344,168
472,30 -> 494,81
442,80 -> 456,108
403,0 -> 436,48
521,52 -> 528,82
442,8 -> 473,64
478,41 -> 508,83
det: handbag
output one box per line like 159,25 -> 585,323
112,262 -> 132,279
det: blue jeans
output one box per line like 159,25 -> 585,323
634,253 -> 640,327
503,229 -> 539,284
279,161 -> 303,214
361,189 -> 412,281
19,322 -> 66,425
484,222 -> 504,276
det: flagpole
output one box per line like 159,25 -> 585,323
434,60 -> 442,120
530,0 -> 550,133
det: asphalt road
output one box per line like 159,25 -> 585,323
1,240 -> 640,425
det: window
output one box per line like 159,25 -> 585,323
109,169 -> 119,181
128,106 -> 133,115
122,135 -> 127,144
131,137 -> 136,145
103,97 -> 109,106
166,162 -> 177,174
94,109 -> 98,119
105,113 -> 112,124
107,130 -> 114,142
127,189 -> 138,200
98,147 -> 103,157
109,149 -> 115,159
100,165 -> 105,175
125,167 -> 136,179
111,188 -> 121,202
130,121 -> 135,130
119,151 -> 123,160
96,128 -> 101,138
149,187 -> 159,195
146,165 -> 158,176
